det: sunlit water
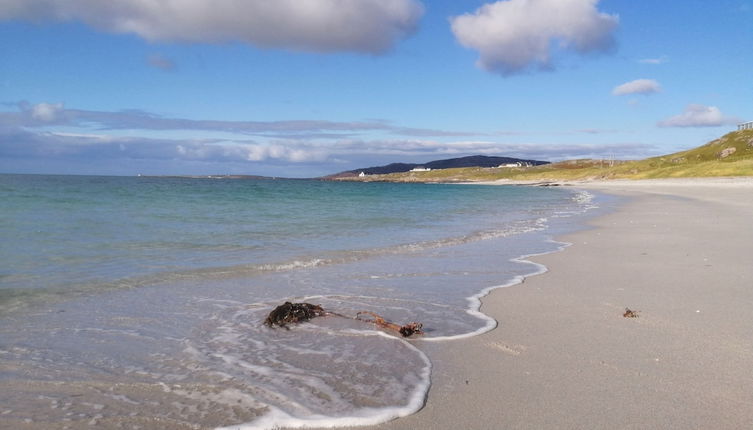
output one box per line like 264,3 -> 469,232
0,174 -> 603,429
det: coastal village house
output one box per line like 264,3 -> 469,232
498,162 -> 531,168
410,167 -> 431,172
739,121 -> 753,131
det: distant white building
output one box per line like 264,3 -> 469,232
410,167 -> 431,172
358,171 -> 366,177
499,162 -> 529,168
739,121 -> 753,131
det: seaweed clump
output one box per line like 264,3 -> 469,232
263,301 -> 424,338
264,302 -> 326,328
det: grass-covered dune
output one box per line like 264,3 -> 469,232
341,129 -> 753,183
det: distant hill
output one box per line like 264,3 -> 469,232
325,155 -> 549,179
327,129 -> 753,183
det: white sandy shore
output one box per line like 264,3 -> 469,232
334,178 -> 753,430
478,176 -> 753,188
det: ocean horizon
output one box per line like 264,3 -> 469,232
0,173 -> 604,429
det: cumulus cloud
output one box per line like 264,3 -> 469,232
612,79 -> 661,96
658,104 -> 740,128
450,0 -> 618,75
0,0 -> 424,54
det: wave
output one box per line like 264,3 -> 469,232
0,216 -> 553,316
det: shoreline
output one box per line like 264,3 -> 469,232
468,176 -> 753,188
0,177 -> 594,430
338,178 -> 753,430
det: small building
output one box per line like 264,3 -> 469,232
738,121 -> 753,131
358,171 -> 366,177
499,162 -> 527,168
410,167 -> 431,172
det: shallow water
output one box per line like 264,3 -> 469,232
0,174 -> 600,429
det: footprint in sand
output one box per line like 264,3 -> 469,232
486,341 -> 527,356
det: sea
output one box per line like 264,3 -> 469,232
0,174 -> 605,429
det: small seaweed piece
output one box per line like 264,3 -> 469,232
398,322 -> 424,337
623,307 -> 640,318
356,311 -> 424,337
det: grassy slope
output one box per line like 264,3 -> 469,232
345,129 -> 753,183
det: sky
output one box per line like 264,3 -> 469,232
1,0 -> 751,177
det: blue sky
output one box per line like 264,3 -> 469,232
1,0 -> 751,177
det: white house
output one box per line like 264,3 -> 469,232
738,121 -> 753,131
499,162 -> 526,168
410,167 -> 431,172
358,171 -> 366,177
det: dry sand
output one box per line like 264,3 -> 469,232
352,178 -> 753,430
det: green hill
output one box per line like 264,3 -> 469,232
340,129 -> 753,183
614,129 -> 753,179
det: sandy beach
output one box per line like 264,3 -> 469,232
349,178 -> 753,430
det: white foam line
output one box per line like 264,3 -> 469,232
420,238 -> 572,342
216,240 -> 572,429
422,188 -> 598,342
217,331 -> 432,430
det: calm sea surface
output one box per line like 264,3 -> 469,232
0,174 -> 602,429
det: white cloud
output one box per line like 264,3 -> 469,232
30,102 -> 65,122
326,138 -> 651,161
612,79 -> 661,96
4,102 -> 479,138
450,0 -> 618,75
0,0 -> 424,54
658,104 -> 740,128
1,102 -> 657,176
241,143 -> 328,163
1,123 -> 648,165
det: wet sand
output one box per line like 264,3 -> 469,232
355,178 -> 753,429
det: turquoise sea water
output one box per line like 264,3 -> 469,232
0,174 -> 601,429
